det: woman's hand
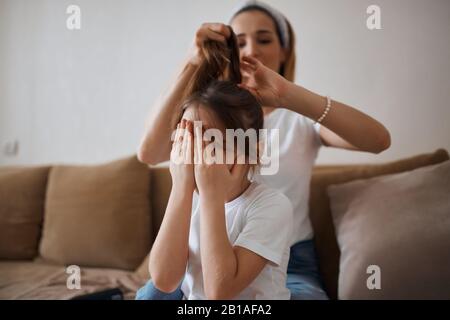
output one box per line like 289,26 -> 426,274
170,119 -> 195,193
187,23 -> 231,67
239,56 -> 291,107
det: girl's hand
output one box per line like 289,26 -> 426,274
170,119 -> 195,193
187,23 -> 231,67
193,126 -> 247,201
239,56 -> 291,107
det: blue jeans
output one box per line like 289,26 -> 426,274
135,239 -> 329,300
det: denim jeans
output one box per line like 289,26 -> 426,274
135,239 -> 329,300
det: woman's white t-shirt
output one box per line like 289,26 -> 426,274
254,108 -> 322,245
181,182 -> 293,300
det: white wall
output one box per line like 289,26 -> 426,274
1,0 -> 449,166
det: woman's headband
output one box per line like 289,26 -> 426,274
229,0 -> 290,49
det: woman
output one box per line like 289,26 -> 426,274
137,0 -> 390,300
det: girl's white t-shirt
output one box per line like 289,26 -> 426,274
254,108 -> 322,245
181,182 -> 293,300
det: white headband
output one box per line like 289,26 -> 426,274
229,0 -> 290,49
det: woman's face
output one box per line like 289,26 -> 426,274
231,9 -> 286,73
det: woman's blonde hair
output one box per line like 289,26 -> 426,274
283,20 -> 296,82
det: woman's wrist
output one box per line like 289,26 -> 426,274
279,80 -> 299,108
279,82 -> 322,119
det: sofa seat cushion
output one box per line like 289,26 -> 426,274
0,260 -> 146,300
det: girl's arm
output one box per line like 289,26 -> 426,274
138,23 -> 231,165
193,136 -> 269,299
199,193 -> 267,300
149,187 -> 193,292
240,56 -> 391,154
148,120 -> 194,293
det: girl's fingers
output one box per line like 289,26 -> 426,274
188,132 -> 194,165
194,125 -> 202,164
181,122 -> 189,151
173,123 -> 181,145
185,131 -> 193,164
182,121 -> 193,164
203,140 -> 213,164
178,119 -> 186,143
172,121 -> 184,163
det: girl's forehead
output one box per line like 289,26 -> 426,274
182,105 -> 225,131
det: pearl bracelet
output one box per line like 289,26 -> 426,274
316,96 -> 331,124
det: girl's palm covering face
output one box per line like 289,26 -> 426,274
181,106 -> 234,170
179,106 -> 251,199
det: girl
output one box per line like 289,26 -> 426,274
138,29 -> 294,300
137,1 -> 391,299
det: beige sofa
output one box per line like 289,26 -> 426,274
0,149 -> 448,300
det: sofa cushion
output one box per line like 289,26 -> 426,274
39,155 -> 152,270
0,166 -> 50,259
309,149 -> 449,299
328,160 -> 450,299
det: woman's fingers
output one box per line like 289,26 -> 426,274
197,23 -> 230,45
206,23 -> 231,39
204,29 -> 226,44
242,55 -> 261,67
241,60 -> 257,72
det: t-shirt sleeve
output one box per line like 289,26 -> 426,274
192,191 -> 199,212
312,119 -> 323,147
233,191 -> 293,266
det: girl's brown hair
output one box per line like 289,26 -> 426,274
174,27 -> 264,162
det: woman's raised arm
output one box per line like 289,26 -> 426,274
137,23 -> 231,165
